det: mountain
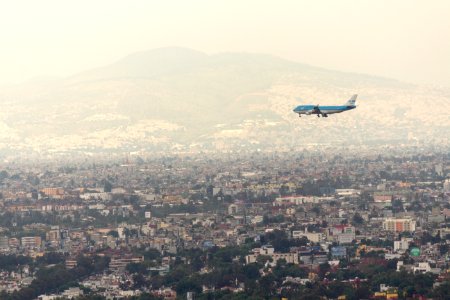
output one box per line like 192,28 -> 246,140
0,47 -> 449,157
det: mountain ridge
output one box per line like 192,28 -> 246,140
0,47 -> 448,157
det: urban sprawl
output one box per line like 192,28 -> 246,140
0,148 -> 450,300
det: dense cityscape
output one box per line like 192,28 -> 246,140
0,146 -> 448,299
1,1 -> 450,300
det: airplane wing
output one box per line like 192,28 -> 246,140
313,105 -> 321,113
306,106 -> 320,115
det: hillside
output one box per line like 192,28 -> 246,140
0,47 -> 449,156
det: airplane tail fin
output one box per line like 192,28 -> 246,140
344,94 -> 357,106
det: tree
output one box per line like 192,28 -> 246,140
93,256 -> 110,273
132,273 -> 147,289
107,230 -> 119,238
439,244 -> 449,256
243,264 -> 260,280
318,263 -> 331,278
351,213 -> 364,226
175,278 -> 202,295
77,296 -> 107,300
392,199 -> 404,213
432,281 -> 450,299
131,293 -> 163,300
0,170 -> 9,180
126,262 -> 148,275
36,252 -> 66,265
256,274 -> 277,297
103,180 -> 113,192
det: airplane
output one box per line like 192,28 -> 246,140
293,94 -> 357,118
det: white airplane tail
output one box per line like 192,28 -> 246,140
344,94 -> 357,106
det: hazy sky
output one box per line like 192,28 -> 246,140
0,0 -> 449,86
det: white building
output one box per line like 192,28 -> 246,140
444,179 -> 450,193
413,262 -> 431,273
80,192 -> 112,201
338,233 -> 355,244
274,196 -> 329,206
394,238 -> 411,252
335,189 -> 360,196
245,245 -> 299,265
292,229 -> 323,243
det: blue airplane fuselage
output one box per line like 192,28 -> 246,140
293,105 -> 356,114
293,95 -> 358,117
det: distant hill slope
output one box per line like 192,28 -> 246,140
0,47 -> 449,156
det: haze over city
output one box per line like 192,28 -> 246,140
0,2 -> 450,300
1,0 -> 450,86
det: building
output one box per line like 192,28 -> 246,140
62,287 -> 83,299
382,218 -> 416,232
374,194 -> 392,203
328,225 -> 356,244
274,196 -> 327,206
394,239 -> 410,252
37,287 -> 83,300
41,187 -> 65,198
228,204 -> 239,215
335,189 -> 360,196
286,207 -> 296,215
46,228 -> 61,241
0,236 -> 9,250
21,236 -> 42,248
444,179 -> 450,193
331,246 -> 347,258
292,229 -> 323,243
413,262 -> 431,273
109,256 -> 144,271
66,259 -> 78,269
80,192 -> 112,201
338,233 -> 355,244
245,245 -> 299,265
8,238 -> 19,248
